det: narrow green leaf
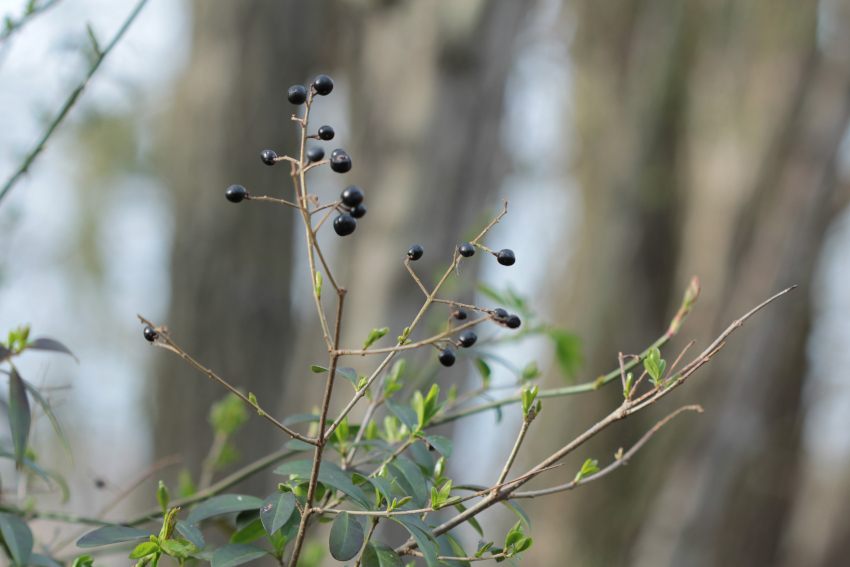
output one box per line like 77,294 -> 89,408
388,461 -> 428,508
455,503 -> 483,537
474,358 -> 491,383
548,330 -> 582,382
27,338 -> 77,360
336,367 -> 359,389
77,526 -> 154,548
230,519 -> 265,544
186,495 -> 263,525
364,328 -> 389,349
210,544 -> 268,567
385,400 -> 418,433
500,500 -> 532,532
437,534 -> 469,567
360,541 -> 403,567
175,521 -> 205,552
259,491 -> 296,534
21,378 -> 72,466
328,512 -> 364,561
28,553 -> 63,567
161,540 -> 191,559
129,541 -> 158,559
310,365 -> 328,373
8,367 -> 31,468
0,443 -> 49,483
157,481 -> 170,512
275,460 -> 369,509
0,513 -> 32,566
235,510 -> 259,531
389,518 -> 437,567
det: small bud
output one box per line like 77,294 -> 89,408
157,480 -> 170,512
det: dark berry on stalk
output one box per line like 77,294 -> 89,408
318,125 -> 335,140
350,203 -> 367,218
330,150 -> 352,173
226,185 -> 247,203
407,245 -> 424,261
497,249 -> 516,266
306,146 -> 325,162
438,348 -> 456,367
261,150 -> 277,166
493,308 -> 508,318
458,330 -> 477,348
506,315 -> 521,329
459,243 -> 475,257
453,309 -> 468,320
94,479 -> 106,489
334,214 -> 357,236
341,185 -> 364,206
313,75 -> 334,95
288,85 -> 307,105
143,326 -> 158,342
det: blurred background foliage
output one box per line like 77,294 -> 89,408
2,0 -> 850,566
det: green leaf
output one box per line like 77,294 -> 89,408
474,358 -> 491,385
389,516 -> 438,567
70,556 -> 93,567
573,458 -> 600,483
0,513 -> 32,566
210,544 -> 268,567
186,495 -> 263,525
157,481 -> 170,512
500,500 -> 532,532
175,521 -> 205,552
385,400 -> 418,433
328,512 -> 364,561
230,519 -> 265,544
0,443 -> 49,484
129,542 -> 158,559
259,492 -> 296,534
28,553 -> 63,567
515,538 -> 532,553
8,367 -> 31,468
351,474 -> 393,509
161,540 -> 190,559
364,328 -> 390,349
310,365 -> 328,373
275,460 -> 370,509
27,338 -> 76,360
387,461 -> 428,508
76,526 -> 154,548
437,534 -> 469,567
336,367 -> 359,389
476,283 -> 505,305
21,378 -> 73,466
548,329 -> 582,382
360,541 -> 403,567
235,510 -> 260,531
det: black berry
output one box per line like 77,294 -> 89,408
226,185 -> 247,203
341,185 -> 364,206
261,150 -> 277,166
288,85 -> 307,105
330,150 -> 352,173
506,315 -> 521,329
459,243 -> 475,257
318,125 -> 335,140
408,245 -> 424,261
453,309 -> 468,320
497,249 -> 516,266
313,75 -> 334,96
307,146 -> 325,162
334,214 -> 357,236
493,308 -> 508,319
143,326 -> 158,342
94,479 -> 106,489
458,330 -> 477,348
438,348 -> 456,367
350,203 -> 367,218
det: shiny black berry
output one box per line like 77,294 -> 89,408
438,348 -> 456,367
506,315 -> 521,329
313,75 -> 334,95
497,249 -> 516,266
459,243 -> 475,257
318,125 -> 335,140
261,150 -> 277,166
408,245 -> 424,261
307,146 -> 325,162
334,214 -> 356,236
330,150 -> 352,173
458,330 -> 477,348
288,85 -> 307,105
226,185 -> 247,203
493,308 -> 508,319
143,326 -> 158,342
341,185 -> 364,206
453,309 -> 468,320
350,203 -> 367,218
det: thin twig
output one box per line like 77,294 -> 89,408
335,316 -> 492,356
245,195 -> 300,209
405,259 -> 430,298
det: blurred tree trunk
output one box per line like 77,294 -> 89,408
151,0 -> 329,491
524,1 -> 850,566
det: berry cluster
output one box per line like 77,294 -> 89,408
223,74 -> 366,237
407,242 -> 516,267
